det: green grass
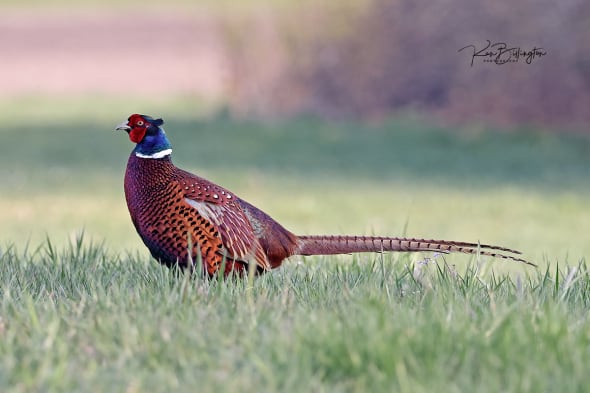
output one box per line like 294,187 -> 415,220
0,94 -> 589,391
1,238 -> 589,392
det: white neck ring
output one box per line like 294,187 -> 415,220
135,149 -> 172,159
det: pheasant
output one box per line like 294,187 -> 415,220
116,114 -> 534,276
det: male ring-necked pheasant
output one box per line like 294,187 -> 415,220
117,114 -> 534,276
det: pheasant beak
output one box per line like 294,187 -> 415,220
115,121 -> 131,132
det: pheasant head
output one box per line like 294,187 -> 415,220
116,114 -> 172,159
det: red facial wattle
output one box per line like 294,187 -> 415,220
129,127 -> 147,143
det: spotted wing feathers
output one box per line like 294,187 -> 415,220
175,170 -> 271,270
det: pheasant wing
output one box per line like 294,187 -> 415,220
174,171 -> 270,270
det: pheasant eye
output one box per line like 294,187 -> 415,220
137,120 -> 144,126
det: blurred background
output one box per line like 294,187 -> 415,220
1,0 -> 589,269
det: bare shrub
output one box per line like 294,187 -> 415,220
220,0 -> 590,127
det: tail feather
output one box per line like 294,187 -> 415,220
295,235 -> 535,266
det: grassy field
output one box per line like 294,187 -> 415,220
1,95 -> 589,391
1,240 -> 590,392
2,95 -> 589,264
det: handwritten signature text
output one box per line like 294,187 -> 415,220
458,40 -> 547,67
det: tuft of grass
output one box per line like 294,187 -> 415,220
0,238 -> 589,392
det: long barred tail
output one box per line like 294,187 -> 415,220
295,235 -> 536,266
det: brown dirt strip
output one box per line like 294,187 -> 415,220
0,8 -> 228,97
